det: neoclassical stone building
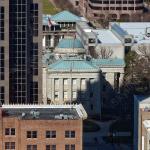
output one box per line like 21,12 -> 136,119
43,57 -> 102,117
42,56 -> 125,117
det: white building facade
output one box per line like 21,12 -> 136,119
43,57 -> 102,117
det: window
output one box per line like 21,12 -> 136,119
75,1 -> 79,6
81,79 -> 86,85
64,91 -> 68,99
31,3 -> 39,36
89,38 -> 95,43
27,145 -> 37,150
65,131 -> 75,138
80,91 -> 85,99
125,38 -> 132,43
54,78 -> 59,86
27,131 -> 37,138
0,47 -> 5,80
32,43 -> 38,76
72,79 -> 77,85
5,142 -> 15,150
63,79 -> 68,85
5,128 -> 15,136
46,131 -> 56,138
72,91 -> 77,99
46,145 -> 56,150
0,7 -> 5,40
31,82 -> 38,104
90,92 -> 93,98
65,144 -> 75,150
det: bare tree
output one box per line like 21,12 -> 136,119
53,0 -> 80,15
137,44 -> 150,61
95,46 -> 113,59
124,45 -> 150,93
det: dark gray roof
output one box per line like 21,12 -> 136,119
2,108 -> 80,120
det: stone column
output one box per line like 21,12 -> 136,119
119,73 -> 124,87
68,78 -> 72,102
51,78 -> 55,101
77,78 -> 81,100
59,78 -> 64,103
42,68 -> 47,104
50,35 -> 54,47
42,35 -> 46,49
106,73 -> 115,88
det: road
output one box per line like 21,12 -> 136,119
83,120 -> 132,150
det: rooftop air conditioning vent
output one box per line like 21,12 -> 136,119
146,27 -> 150,37
30,110 -> 40,119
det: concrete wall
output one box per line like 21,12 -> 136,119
43,71 -> 102,117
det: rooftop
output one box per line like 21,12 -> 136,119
111,23 -> 128,38
48,57 -> 99,72
42,53 -> 56,66
1,104 -> 87,120
93,29 -> 122,44
92,58 -> 125,67
43,11 -> 82,25
115,22 -> 150,44
47,56 -> 125,72
57,38 -> 84,49
51,11 -> 81,22
135,95 -> 150,104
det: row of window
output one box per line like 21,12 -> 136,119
5,129 -> 75,138
32,43 -> 38,76
55,78 -> 86,86
0,47 -> 5,80
89,4 -> 143,10
0,86 -> 5,104
31,3 -> 39,36
54,90 -> 94,100
55,78 -> 95,86
89,0 -> 143,4
0,7 -> 4,40
5,143 -> 75,150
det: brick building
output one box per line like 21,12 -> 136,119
0,104 -> 87,150
79,0 -> 144,20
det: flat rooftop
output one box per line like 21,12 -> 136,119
117,22 -> 150,44
143,120 -> 150,128
93,29 -> 122,44
1,104 -> 87,120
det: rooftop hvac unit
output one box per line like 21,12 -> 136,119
146,27 -> 150,37
30,110 -> 40,118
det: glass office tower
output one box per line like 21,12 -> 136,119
0,0 -> 42,104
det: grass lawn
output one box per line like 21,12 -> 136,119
42,0 -> 59,14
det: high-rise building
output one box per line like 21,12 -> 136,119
134,96 -> 150,150
79,0 -> 144,20
0,0 -> 42,104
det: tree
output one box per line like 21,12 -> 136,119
124,46 -> 150,94
53,0 -> 80,15
95,46 -> 113,59
137,44 -> 150,61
